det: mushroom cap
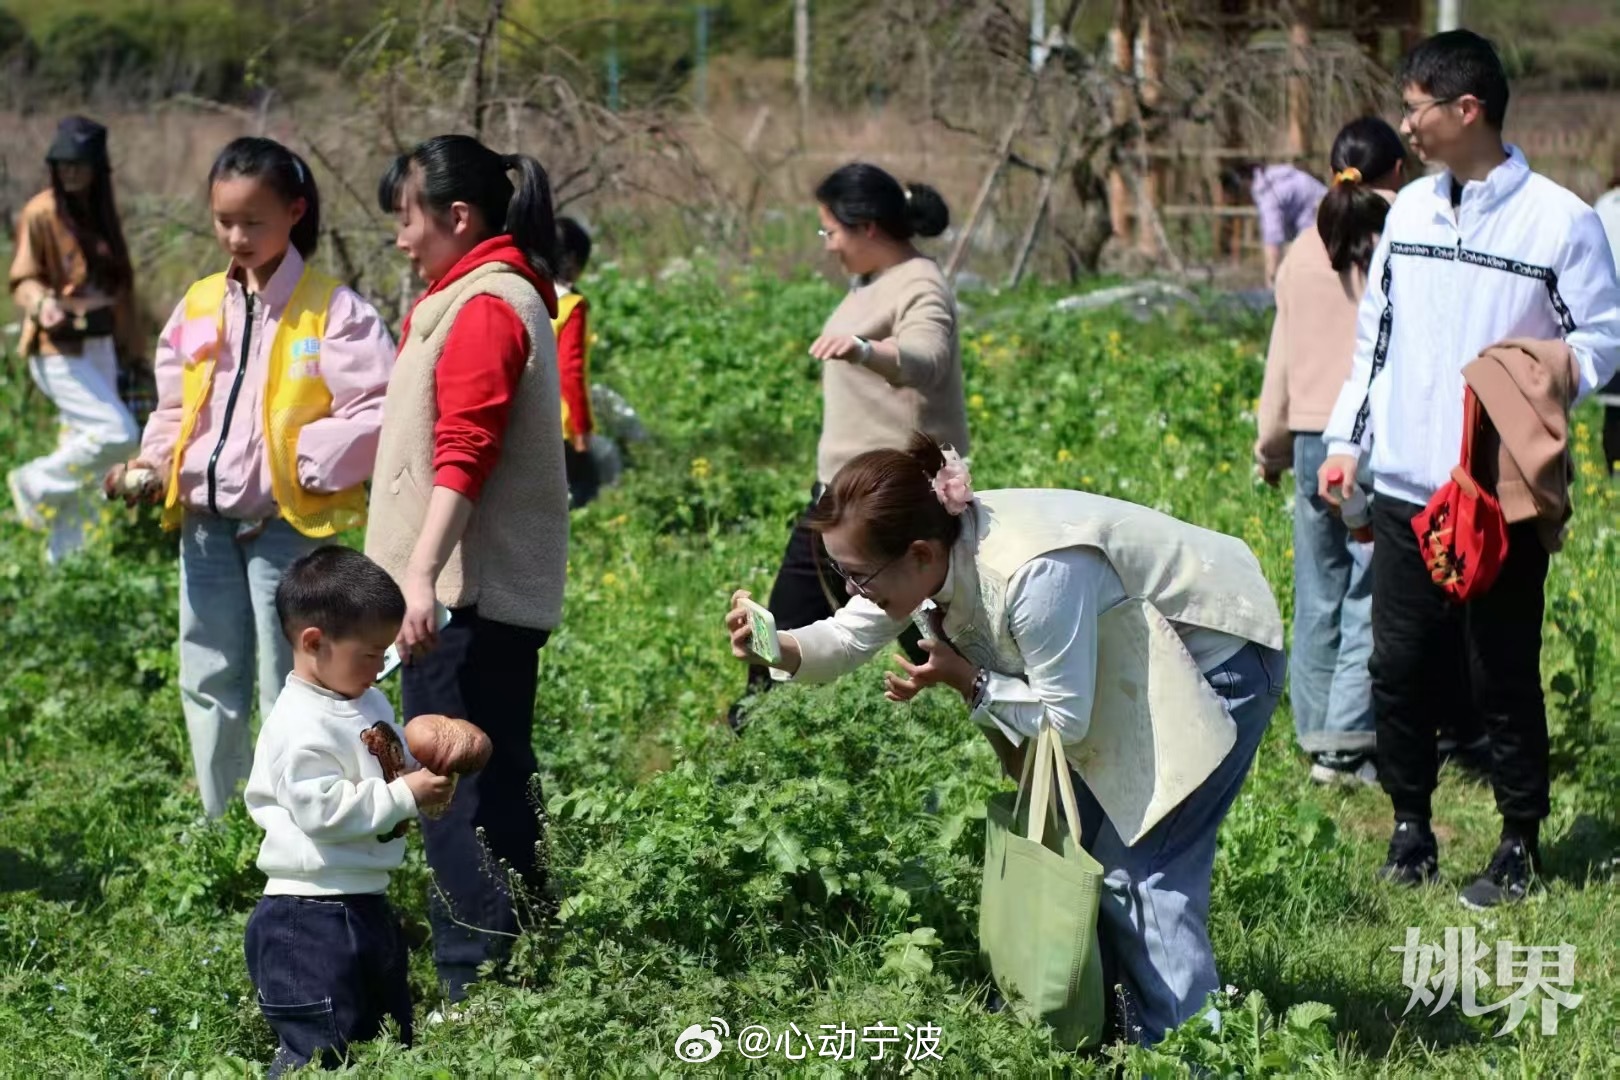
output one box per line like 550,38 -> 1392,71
404,714 -> 493,775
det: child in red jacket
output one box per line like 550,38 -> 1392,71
553,217 -> 598,508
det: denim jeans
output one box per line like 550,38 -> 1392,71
1072,642 -> 1285,1045
179,513 -> 321,817
244,893 -> 412,1076
1289,433 -> 1374,756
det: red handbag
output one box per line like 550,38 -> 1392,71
1412,387 -> 1508,602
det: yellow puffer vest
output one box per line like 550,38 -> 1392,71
551,292 -> 589,440
161,268 -> 368,538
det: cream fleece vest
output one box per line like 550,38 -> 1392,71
365,262 -> 568,630
942,489 -> 1284,844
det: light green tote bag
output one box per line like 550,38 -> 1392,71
979,723 -> 1106,1050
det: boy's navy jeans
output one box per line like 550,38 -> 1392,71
402,607 -> 550,1001
244,893 -> 411,1076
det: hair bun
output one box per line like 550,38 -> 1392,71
903,182 -> 950,239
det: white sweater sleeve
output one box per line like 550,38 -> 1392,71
1556,207 -> 1620,401
276,746 -> 418,842
780,595 -> 909,684
1323,232 -> 1393,459
970,549 -> 1111,746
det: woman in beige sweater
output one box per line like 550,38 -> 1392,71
731,163 -> 970,728
1254,117 -> 1404,786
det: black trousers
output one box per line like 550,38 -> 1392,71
402,608 -> 549,1001
244,893 -> 411,1076
1604,403 -> 1619,476
565,440 -> 601,509
745,487 -> 923,697
1369,496 -> 1550,825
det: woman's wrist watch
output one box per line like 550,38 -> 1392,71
967,667 -> 990,712
850,335 -> 874,364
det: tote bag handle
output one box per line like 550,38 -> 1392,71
1011,725 -> 1084,849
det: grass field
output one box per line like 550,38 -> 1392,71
0,264 -> 1616,1077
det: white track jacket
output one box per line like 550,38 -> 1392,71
1324,146 -> 1620,506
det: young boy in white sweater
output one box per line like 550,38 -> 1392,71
243,546 -> 453,1075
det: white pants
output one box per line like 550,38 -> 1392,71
7,337 -> 139,562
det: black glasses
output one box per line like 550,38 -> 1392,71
825,550 -> 904,599
1400,95 -> 1458,121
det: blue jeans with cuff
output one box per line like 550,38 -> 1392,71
244,893 -> 412,1076
1289,433 -> 1375,756
1073,642 -> 1285,1044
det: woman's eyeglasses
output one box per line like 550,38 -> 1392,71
817,227 -> 834,240
825,551 -> 903,599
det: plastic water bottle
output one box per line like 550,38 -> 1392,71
1325,467 -> 1374,544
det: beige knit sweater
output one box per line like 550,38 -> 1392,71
365,262 -> 568,630
816,256 -> 970,483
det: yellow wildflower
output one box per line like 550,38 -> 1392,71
969,393 -> 985,410
602,572 -> 620,588
1163,432 -> 1181,448
1057,448 -> 1073,463
690,458 -> 711,480
1218,461 -> 1231,473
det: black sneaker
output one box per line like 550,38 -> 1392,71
1377,821 -> 1439,886
1458,838 -> 1538,910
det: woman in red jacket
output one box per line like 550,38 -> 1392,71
369,134 -> 568,1004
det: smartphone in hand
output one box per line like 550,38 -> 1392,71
739,597 -> 781,665
377,604 -> 453,682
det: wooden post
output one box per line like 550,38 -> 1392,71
1107,0 -> 1135,244
794,0 -> 811,141
1136,5 -> 1164,257
1218,0 -> 1246,267
1286,4 -> 1313,161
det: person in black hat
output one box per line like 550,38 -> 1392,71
7,115 -> 143,564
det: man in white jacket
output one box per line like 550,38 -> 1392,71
1319,31 -> 1620,909
243,547 -> 453,1074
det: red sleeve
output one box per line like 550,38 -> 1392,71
556,301 -> 592,438
432,295 -> 530,501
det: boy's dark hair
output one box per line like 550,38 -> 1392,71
209,136 -> 322,258
557,216 -> 592,279
275,546 -> 406,643
1397,30 -> 1509,130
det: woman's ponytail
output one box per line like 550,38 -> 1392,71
208,136 -> 322,258
287,150 -> 321,258
378,136 -> 558,280
502,153 -> 559,280
1316,117 -> 1405,275
815,163 -> 950,243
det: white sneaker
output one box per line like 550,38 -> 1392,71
1309,756 -> 1378,788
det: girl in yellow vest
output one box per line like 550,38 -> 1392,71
104,137 -> 395,818
554,216 -> 599,507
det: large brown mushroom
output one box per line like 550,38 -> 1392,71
403,714 -> 493,818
